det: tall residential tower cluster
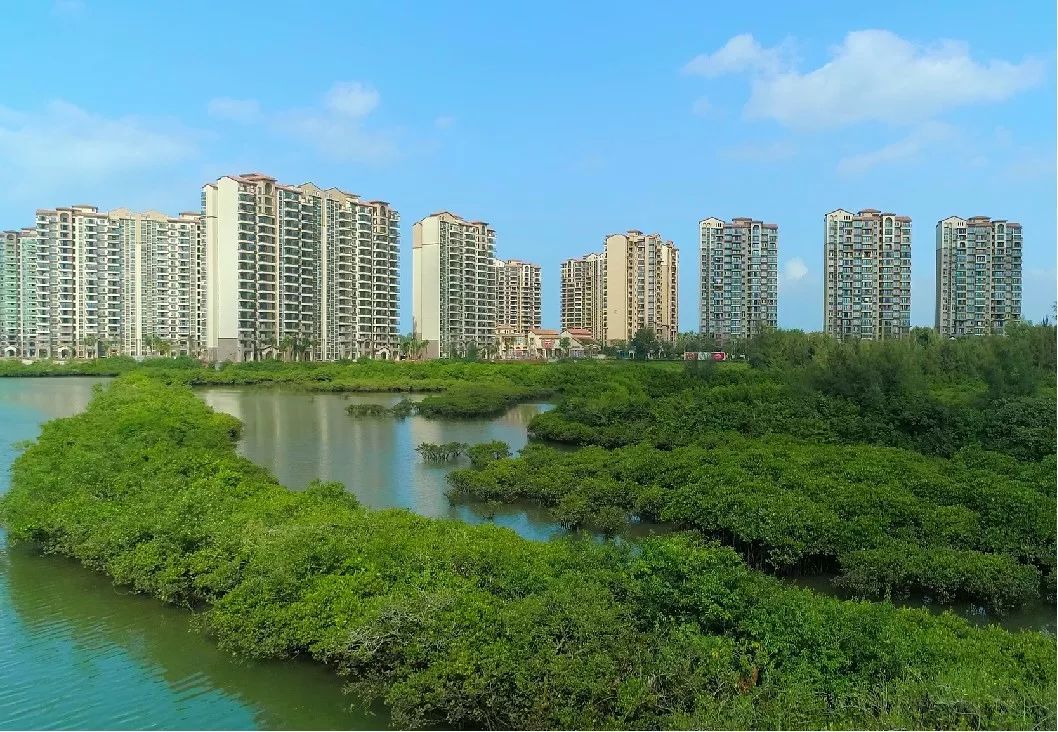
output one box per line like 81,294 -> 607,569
1,206 -> 204,359
202,174 -> 399,362
0,173 -> 400,361
0,184 -> 1027,360
560,231 -> 680,345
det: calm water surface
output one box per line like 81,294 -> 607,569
197,387 -> 565,540
1,378 -> 1053,730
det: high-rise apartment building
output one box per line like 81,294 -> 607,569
560,252 -> 606,339
1,206 -> 203,359
936,216 -> 1022,337
112,209 -> 206,357
202,173 -> 399,362
494,258 -> 541,333
699,217 -> 778,340
604,231 -> 679,344
1,228 -> 41,358
823,209 -> 911,340
412,211 -> 497,358
1,231 -> 22,355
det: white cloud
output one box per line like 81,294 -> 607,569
324,81 -> 380,118
434,115 -> 456,129
0,100 -> 196,181
207,97 -> 261,122
691,98 -> 712,116
836,122 -> 954,176
255,81 -> 397,162
687,30 -> 1043,129
683,33 -> 792,77
204,81 -> 396,162
783,257 -> 809,282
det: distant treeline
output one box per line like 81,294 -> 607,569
532,324 -> 1057,461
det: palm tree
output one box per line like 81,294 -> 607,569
279,334 -> 296,361
259,334 -> 276,360
80,335 -> 99,359
399,333 -> 429,360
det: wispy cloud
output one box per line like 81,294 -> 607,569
684,33 -> 794,77
274,83 -> 395,163
0,101 -> 196,181
686,30 -> 1043,129
783,257 -> 809,282
836,122 -> 955,176
207,81 -> 399,163
434,115 -> 456,129
323,81 -> 380,118
0,100 -> 199,211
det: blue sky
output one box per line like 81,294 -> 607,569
2,0 -> 1054,331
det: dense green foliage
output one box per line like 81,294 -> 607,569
414,384 -> 554,418
3,376 -> 1055,729
0,355 -> 656,394
531,325 -> 1056,461
449,436 -> 1054,610
344,403 -> 393,417
345,384 -> 553,421
416,442 -> 469,462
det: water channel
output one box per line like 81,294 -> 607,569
0,377 -> 1053,729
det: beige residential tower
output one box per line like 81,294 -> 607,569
202,173 -> 399,362
412,211 -> 497,358
495,258 -> 541,333
560,252 -> 606,339
604,231 -> 679,344
2,206 -> 203,359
